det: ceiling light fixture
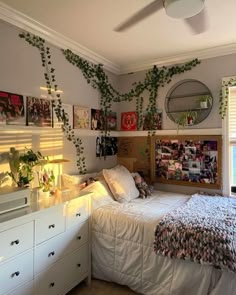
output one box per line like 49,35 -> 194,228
164,0 -> 205,19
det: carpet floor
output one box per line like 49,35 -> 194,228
67,279 -> 138,295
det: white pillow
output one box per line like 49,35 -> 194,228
62,172 -> 101,187
103,165 -> 139,203
81,180 -> 114,210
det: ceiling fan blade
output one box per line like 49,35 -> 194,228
184,8 -> 208,34
114,0 -> 163,32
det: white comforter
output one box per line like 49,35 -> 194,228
91,191 -> 236,295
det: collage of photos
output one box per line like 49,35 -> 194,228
155,138 -> 218,184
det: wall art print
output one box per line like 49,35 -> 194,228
52,103 -> 73,128
26,96 -> 52,127
106,111 -> 117,131
121,111 -> 137,131
73,105 -> 89,129
152,135 -> 222,189
0,90 -> 25,125
96,136 -> 117,157
91,109 -> 104,130
142,110 -> 162,130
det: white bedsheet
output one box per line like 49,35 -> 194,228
91,191 -> 236,295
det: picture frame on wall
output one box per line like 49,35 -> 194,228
106,111 -> 117,131
73,105 -> 89,129
52,103 -> 73,128
121,111 -> 137,131
0,90 -> 25,125
151,135 -> 222,189
26,96 -> 52,127
91,109 -> 104,130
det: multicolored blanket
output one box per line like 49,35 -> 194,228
154,194 -> 236,273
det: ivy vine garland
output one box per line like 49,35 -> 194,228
19,31 -> 200,173
219,78 -> 236,119
19,32 -> 87,174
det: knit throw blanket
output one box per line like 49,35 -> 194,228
154,194 -> 236,273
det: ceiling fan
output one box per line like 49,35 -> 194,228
115,0 -> 208,34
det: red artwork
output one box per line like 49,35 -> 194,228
121,112 -> 137,131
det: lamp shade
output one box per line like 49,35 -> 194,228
165,0 -> 205,19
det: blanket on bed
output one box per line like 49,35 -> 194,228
154,194 -> 236,273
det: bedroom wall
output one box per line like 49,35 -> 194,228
117,54 -> 236,194
0,20 -> 118,178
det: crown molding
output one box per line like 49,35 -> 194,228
120,43 -> 236,74
0,2 -> 121,74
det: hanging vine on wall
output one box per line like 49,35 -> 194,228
219,78 -> 236,119
19,32 -> 87,174
19,31 -> 200,173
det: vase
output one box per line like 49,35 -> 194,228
38,189 -> 50,198
200,101 -> 208,109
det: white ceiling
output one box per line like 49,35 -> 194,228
1,0 -> 236,74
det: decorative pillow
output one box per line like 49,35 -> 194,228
81,180 -> 114,209
103,165 -> 139,203
62,172 -> 101,187
133,172 -> 152,199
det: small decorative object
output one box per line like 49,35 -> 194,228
26,96 -> 52,127
121,112 -> 137,131
8,147 -> 47,188
91,109 -> 104,130
73,105 -> 89,129
38,169 -> 55,196
199,95 -> 212,109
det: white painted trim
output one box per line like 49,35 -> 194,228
120,43 -> 236,74
1,2 -> 236,75
0,2 -> 120,74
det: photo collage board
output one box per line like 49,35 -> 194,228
152,135 -> 222,188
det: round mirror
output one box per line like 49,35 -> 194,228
165,79 -> 213,127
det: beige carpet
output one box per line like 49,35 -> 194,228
67,279 -> 138,295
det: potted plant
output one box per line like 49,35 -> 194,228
175,110 -> 198,132
8,147 -> 47,188
198,95 -> 212,109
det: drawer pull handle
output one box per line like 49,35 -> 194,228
48,251 -> 55,257
76,213 -> 81,217
48,224 -> 55,229
11,271 -> 20,277
77,236 -> 81,240
11,239 -> 20,245
49,282 -> 55,288
77,263 -> 81,267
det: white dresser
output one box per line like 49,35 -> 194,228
0,189 -> 91,295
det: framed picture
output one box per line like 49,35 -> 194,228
91,109 -> 104,130
121,111 -> 137,131
52,103 -> 73,128
26,96 -> 52,127
73,105 -> 89,129
0,90 -> 25,125
142,110 -> 162,130
106,111 -> 117,131
96,136 -> 118,157
151,135 -> 222,189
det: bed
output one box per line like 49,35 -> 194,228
64,166 -> 236,295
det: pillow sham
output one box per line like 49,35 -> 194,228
133,172 -> 152,199
81,179 -> 114,209
103,165 -> 139,203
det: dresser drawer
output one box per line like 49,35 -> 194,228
6,280 -> 34,295
35,205 -> 65,244
66,197 -> 89,229
35,261 -> 64,295
35,232 -> 66,274
63,221 -> 88,256
0,250 -> 33,295
63,244 -> 89,290
0,221 -> 34,262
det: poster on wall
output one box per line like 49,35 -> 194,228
52,103 -> 73,128
106,111 -> 117,131
26,96 -> 52,127
96,136 -> 117,157
121,111 -> 137,131
142,110 -> 162,130
73,105 -> 89,129
0,90 -> 25,125
91,109 -> 104,130
153,136 -> 221,188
